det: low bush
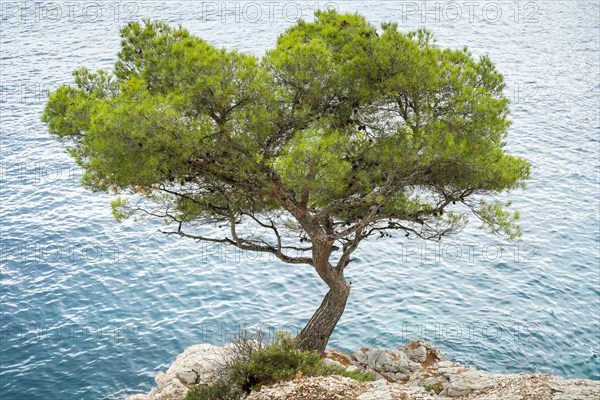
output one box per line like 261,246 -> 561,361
229,333 -> 374,392
184,382 -> 241,400
423,383 -> 444,394
185,333 -> 375,398
326,364 -> 375,382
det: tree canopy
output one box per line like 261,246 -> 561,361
43,10 -> 530,352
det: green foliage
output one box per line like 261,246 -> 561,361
43,9 -> 532,359
110,197 -> 129,222
478,200 -> 523,239
183,334 -> 373,397
272,126 -> 352,204
184,383 -> 241,400
326,364 -> 376,382
423,383 -> 444,394
229,334 -> 374,392
43,10 -> 531,254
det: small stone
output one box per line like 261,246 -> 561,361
357,379 -> 391,400
155,381 -> 188,400
385,372 -> 404,381
177,369 -> 198,385
405,346 -> 427,363
436,361 -> 454,368
438,366 -> 462,378
435,350 -> 449,362
408,361 -> 421,372
445,369 -> 495,397
355,348 -> 412,381
154,372 -> 170,388
421,377 -> 439,386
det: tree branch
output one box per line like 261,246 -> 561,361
160,222 -> 314,266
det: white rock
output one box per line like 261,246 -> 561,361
124,341 -> 600,400
154,380 -> 187,400
405,345 -> 427,363
154,372 -> 170,388
322,358 -> 346,368
125,395 -> 148,400
176,369 -> 198,385
408,361 -> 422,372
445,369 -> 495,397
436,361 -> 455,368
355,348 -> 411,376
358,379 -> 391,400
437,366 -> 463,378
126,344 -> 234,400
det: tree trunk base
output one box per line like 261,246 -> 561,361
295,282 -> 350,353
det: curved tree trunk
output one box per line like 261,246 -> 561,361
295,279 -> 351,353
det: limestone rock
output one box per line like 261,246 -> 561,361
154,379 -> 187,400
357,379 -> 391,400
243,374 -> 600,400
354,348 -> 415,381
125,340 -> 600,400
444,369 -> 496,397
125,395 -> 148,400
405,344 -> 427,363
245,375 -> 369,400
125,343 -> 236,400
154,372 -> 170,388
437,361 -> 454,368
401,339 -> 449,363
176,369 -> 198,385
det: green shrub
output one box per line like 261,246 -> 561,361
423,383 -> 444,394
184,382 -> 241,400
325,364 -> 376,382
185,333 -> 375,397
229,333 -> 374,392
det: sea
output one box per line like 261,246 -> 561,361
0,0 -> 599,399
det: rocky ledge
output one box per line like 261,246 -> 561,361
126,340 -> 599,400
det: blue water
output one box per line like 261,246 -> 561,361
0,1 -> 598,399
